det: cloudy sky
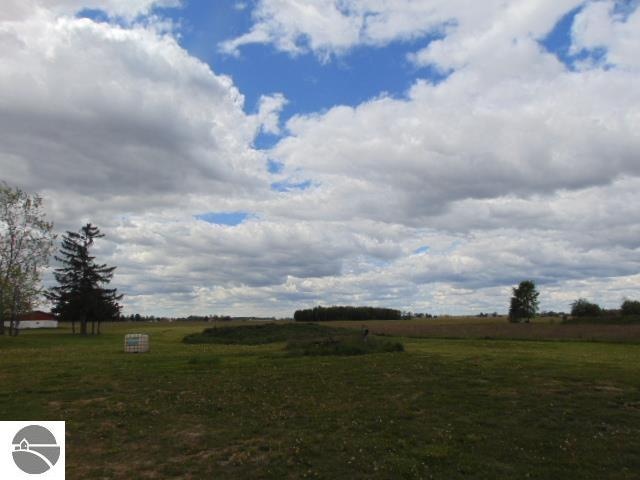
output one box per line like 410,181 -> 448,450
1,0 -> 639,317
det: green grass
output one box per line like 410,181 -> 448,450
1,323 -> 640,479
286,336 -> 404,356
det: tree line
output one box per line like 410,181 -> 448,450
569,298 -> 640,318
509,280 -> 640,323
1,182 -> 121,336
294,306 -> 402,322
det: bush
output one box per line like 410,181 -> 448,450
183,323 -> 346,345
570,299 -> 602,317
621,300 -> 640,316
183,322 -> 405,356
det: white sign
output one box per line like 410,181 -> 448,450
0,421 -> 65,479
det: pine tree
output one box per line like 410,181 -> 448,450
47,223 -> 122,335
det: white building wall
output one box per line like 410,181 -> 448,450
3,320 -> 58,329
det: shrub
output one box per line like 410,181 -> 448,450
570,299 -> 601,317
183,323 -> 346,345
621,300 -> 640,316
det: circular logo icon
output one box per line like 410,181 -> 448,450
12,425 -> 61,474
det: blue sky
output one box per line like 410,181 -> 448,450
161,2 -> 438,113
78,2 -> 588,169
4,0 -> 640,316
82,1 -> 454,139
81,0 -> 591,156
151,0 -> 581,120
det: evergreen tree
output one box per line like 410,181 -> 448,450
508,280 -> 539,323
47,223 -> 122,335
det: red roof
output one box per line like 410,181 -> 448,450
19,311 -> 56,321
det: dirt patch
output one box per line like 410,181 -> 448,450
592,384 -> 624,393
73,396 -> 109,406
214,436 -> 278,467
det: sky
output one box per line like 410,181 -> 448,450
1,0 -> 639,317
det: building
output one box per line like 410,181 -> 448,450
3,311 -> 58,329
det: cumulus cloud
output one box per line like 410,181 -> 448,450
221,0 -> 583,60
4,1 -> 640,317
571,1 -> 640,70
256,93 -> 288,135
250,0 -> 639,313
0,0 -> 181,21
220,0 -> 363,58
270,67 -> 640,223
0,8 -> 271,218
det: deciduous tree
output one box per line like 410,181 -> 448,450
621,299 -> 640,316
508,280 -> 540,323
0,183 -> 55,336
570,298 -> 601,317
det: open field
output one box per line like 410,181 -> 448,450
329,317 -> 640,342
1,321 -> 640,479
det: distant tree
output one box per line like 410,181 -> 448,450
509,280 -> 540,323
620,300 -> 640,316
0,183 -> 55,336
46,224 -> 122,335
570,298 -> 601,317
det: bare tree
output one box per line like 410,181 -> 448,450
0,182 -> 55,336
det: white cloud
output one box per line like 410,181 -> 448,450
0,0 -> 181,21
256,93 -> 288,135
220,0 -> 363,58
4,1 -> 640,317
0,10 -> 268,214
270,65 -> 640,224
221,0 -> 583,62
571,1 -> 640,70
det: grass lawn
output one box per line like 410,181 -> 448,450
1,321 -> 639,479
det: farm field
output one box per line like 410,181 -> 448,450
331,317 -> 640,342
1,321 -> 639,479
